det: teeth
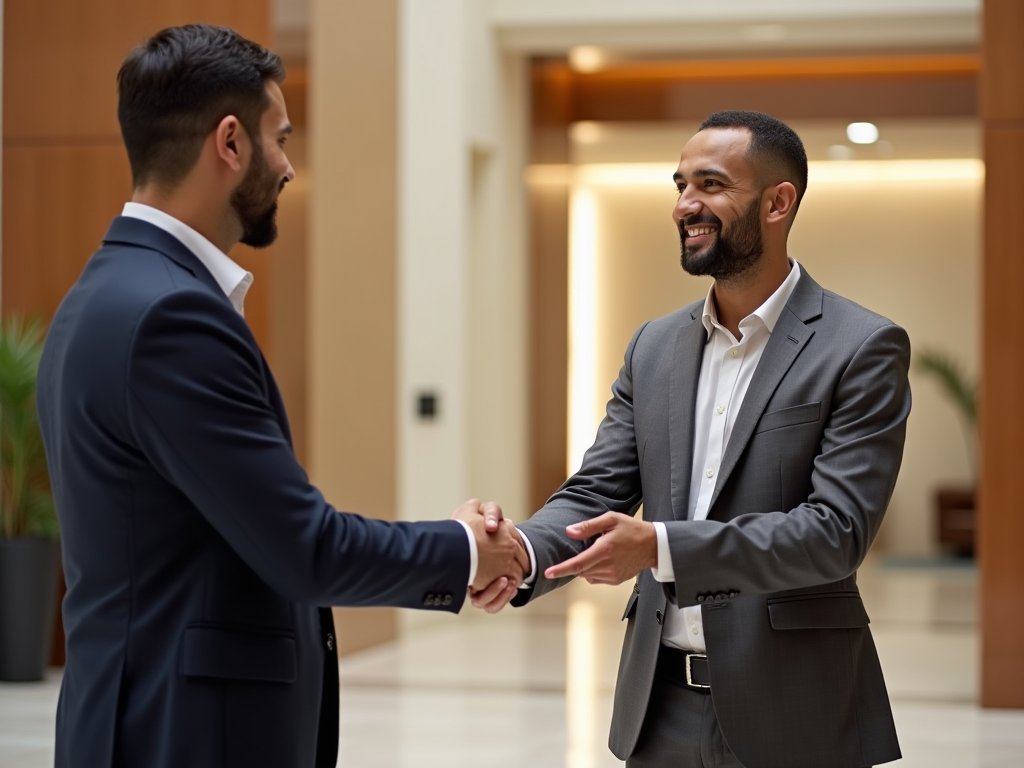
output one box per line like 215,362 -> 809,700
686,226 -> 713,237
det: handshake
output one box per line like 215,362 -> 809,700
450,498 -> 660,614
451,499 -> 531,614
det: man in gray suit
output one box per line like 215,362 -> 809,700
472,111 -> 909,767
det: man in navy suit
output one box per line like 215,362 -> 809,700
37,25 -> 527,768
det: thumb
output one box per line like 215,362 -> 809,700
481,501 -> 504,532
566,511 -> 617,540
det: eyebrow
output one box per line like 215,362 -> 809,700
673,167 -> 732,183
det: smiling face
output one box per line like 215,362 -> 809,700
672,127 -> 766,281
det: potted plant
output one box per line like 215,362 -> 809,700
914,349 -> 978,557
0,315 -> 60,681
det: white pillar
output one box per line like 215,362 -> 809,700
397,0 -> 528,541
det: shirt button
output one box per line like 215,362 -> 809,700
716,406 -> 725,415
706,468 -> 714,478
730,349 -> 739,358
691,627 -> 699,635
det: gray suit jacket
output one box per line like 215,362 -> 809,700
514,268 -> 909,768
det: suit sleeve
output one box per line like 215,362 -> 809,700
512,323 -> 648,604
666,322 -> 911,605
124,290 -> 470,611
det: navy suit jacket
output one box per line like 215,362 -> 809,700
37,216 -> 471,768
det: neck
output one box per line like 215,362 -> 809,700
712,250 -> 791,338
132,182 -> 240,254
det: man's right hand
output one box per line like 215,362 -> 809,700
451,499 -> 529,596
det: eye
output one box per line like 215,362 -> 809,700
674,182 -> 686,194
704,179 -> 720,187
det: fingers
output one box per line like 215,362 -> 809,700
470,578 -> 518,613
471,576 -> 508,605
481,501 -> 504,533
566,511 -> 620,540
544,546 -> 601,580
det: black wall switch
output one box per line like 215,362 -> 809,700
417,391 -> 438,420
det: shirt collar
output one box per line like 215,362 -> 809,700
700,259 -> 802,339
121,202 -> 253,315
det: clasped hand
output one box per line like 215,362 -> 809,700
463,510 -> 658,615
451,499 -> 530,611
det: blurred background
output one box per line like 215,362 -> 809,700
2,1 -> 1023,766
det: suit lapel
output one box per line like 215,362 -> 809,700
668,308 -> 706,521
707,270 -> 824,513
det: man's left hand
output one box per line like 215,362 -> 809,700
545,512 -> 657,585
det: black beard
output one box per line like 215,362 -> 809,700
679,197 -> 764,281
232,143 -> 282,249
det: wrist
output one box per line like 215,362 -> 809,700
645,521 -> 658,570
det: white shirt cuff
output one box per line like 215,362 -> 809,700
455,519 -> 478,586
516,528 -> 538,588
651,521 -> 675,582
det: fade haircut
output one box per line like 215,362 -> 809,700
699,110 -> 808,216
117,24 -> 285,189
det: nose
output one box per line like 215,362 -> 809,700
673,187 -> 702,222
284,160 -> 296,184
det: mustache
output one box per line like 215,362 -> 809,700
679,213 -> 722,235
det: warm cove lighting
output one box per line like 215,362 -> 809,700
847,122 -> 880,144
568,186 -> 598,476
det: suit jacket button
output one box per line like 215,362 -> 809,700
442,594 -> 453,606
696,595 -> 705,603
655,609 -> 664,624
714,593 -> 725,601
326,633 -> 335,652
423,594 -> 434,606
729,591 -> 739,598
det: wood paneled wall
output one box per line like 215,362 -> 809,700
979,0 -> 1024,709
2,1 -> 272,348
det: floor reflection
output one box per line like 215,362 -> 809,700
2,557 -> 1023,767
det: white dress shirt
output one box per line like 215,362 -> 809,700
120,203 -> 480,585
122,203 -> 253,315
653,260 -> 802,651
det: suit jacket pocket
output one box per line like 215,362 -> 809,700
621,590 -> 639,621
754,401 -> 821,434
767,592 -> 869,630
180,625 -> 298,683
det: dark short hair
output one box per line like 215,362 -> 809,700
117,24 -> 285,189
699,110 -> 808,215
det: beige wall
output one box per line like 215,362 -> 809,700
308,0 -> 400,653
576,159 -> 980,558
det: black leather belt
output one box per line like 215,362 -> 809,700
658,645 -> 712,692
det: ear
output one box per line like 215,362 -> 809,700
213,115 -> 248,173
765,181 -> 798,224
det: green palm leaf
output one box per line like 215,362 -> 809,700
0,316 -> 58,539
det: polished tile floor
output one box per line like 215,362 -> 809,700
2,557 -> 1023,767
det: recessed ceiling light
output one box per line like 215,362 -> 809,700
569,46 -> 608,74
570,121 -> 602,144
847,122 -> 880,145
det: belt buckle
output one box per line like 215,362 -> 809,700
685,652 -> 709,689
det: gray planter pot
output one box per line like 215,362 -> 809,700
0,537 -> 60,682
